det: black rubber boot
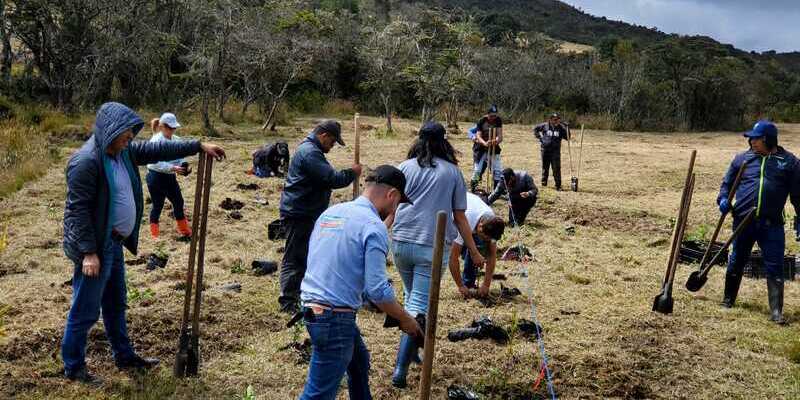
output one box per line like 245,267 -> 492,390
721,273 -> 743,308
767,278 -> 785,325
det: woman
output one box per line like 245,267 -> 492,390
145,113 -> 191,239
389,121 -> 485,388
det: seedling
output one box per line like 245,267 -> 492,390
127,278 -> 156,303
230,258 -> 245,274
0,223 -> 7,255
242,385 -> 256,400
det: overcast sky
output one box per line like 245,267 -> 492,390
563,0 -> 800,53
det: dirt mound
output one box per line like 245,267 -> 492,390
219,198 -> 244,210
539,202 -> 668,235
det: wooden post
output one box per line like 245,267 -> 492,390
419,211 -> 447,400
352,113 -> 361,200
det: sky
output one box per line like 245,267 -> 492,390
563,0 -> 800,53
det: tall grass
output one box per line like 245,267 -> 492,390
0,121 -> 51,198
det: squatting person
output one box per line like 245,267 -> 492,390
469,104 -> 504,192
448,192 -> 506,299
488,168 -> 539,226
298,165 -> 422,400
278,120 -> 362,313
717,120 -> 800,324
61,102 -> 225,384
145,113 -> 192,239
389,121 -> 486,388
533,113 -> 570,190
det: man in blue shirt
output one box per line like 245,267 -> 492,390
718,120 -> 800,324
299,165 -> 422,400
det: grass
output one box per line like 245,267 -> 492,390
2,114 -> 800,398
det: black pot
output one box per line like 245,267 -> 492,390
147,254 -> 169,271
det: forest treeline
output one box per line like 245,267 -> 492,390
1,0 -> 799,132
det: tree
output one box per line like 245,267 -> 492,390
0,0 -> 12,87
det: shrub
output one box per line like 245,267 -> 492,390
0,122 -> 50,198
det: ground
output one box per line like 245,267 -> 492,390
1,116 -> 800,399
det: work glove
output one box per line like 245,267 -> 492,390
718,198 -> 731,214
794,215 -> 800,242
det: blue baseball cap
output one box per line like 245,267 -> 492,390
744,120 -> 778,138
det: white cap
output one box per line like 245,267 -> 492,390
159,113 -> 181,129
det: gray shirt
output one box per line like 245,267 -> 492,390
392,157 -> 468,245
110,156 -> 136,237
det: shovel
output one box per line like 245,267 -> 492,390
686,208 -> 755,292
567,128 -> 576,191
485,128 -> 496,192
684,161 -> 748,292
571,124 -> 585,192
352,113 -> 360,200
653,150 -> 696,314
174,154 -> 213,378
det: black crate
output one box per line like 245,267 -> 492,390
743,251 -> 796,281
678,240 -> 728,266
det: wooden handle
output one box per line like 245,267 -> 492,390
191,155 -> 213,335
352,113 -> 360,200
419,211 -> 447,400
663,150 -> 696,286
180,154 -> 206,330
698,161 -> 748,269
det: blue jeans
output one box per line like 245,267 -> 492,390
300,309 -> 371,400
392,241 -> 451,315
461,234 -> 486,288
62,239 -> 134,374
727,217 -> 785,279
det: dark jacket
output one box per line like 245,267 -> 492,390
472,115 -> 503,158
279,133 -> 355,220
718,147 -> 800,222
533,122 -> 570,150
63,102 -> 202,261
488,170 -> 538,204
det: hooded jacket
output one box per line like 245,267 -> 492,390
63,102 -> 202,261
279,133 -> 355,220
718,147 -> 800,222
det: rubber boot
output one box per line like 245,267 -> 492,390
392,334 -> 416,388
176,218 -> 192,237
721,273 -> 742,308
150,223 -> 159,239
767,277 -> 785,324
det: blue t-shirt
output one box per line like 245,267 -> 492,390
109,156 -> 136,237
300,196 -> 395,309
392,157 -> 468,245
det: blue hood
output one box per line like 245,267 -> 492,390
92,102 -> 144,152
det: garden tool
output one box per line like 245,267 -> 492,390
685,208 -> 755,292
352,113 -> 360,200
571,124 -> 585,192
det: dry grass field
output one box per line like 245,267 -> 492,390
1,115 -> 800,399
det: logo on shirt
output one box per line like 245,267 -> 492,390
318,215 -> 345,232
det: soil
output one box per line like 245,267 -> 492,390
281,339 -> 312,364
236,183 -> 259,191
219,197 -> 244,210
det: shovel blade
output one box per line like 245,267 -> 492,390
186,335 -> 200,376
571,177 -> 578,192
652,292 -> 674,314
685,270 -> 707,292
173,332 -> 190,378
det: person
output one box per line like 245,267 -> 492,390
145,113 -> 192,239
469,105 -> 504,192
61,102 -> 225,384
448,192 -> 506,299
251,141 -> 290,178
717,120 -> 800,324
298,165 -> 422,400
278,120 -> 362,313
533,113 -> 570,190
389,121 -> 485,388
488,168 -> 539,226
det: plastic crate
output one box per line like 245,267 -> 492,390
743,251 -> 796,281
678,240 -> 728,266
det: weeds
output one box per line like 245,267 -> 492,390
127,278 -> 156,303
242,384 -> 256,400
230,258 -> 246,274
0,222 -> 7,255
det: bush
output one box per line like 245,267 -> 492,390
0,96 -> 14,120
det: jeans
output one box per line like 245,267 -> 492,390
280,217 -> 317,309
471,153 -> 503,186
392,241 -> 451,315
299,309 -> 371,400
541,146 -> 562,187
62,238 -> 134,374
461,234 -> 487,288
727,217 -> 785,280
146,170 -> 185,223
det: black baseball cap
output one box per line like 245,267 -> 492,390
418,121 -> 445,141
488,104 -> 498,114
550,113 -> 560,119
366,165 -> 413,204
312,119 -> 345,146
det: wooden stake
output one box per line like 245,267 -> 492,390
419,211 -> 447,400
352,113 -> 360,200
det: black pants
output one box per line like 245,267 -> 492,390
279,217 -> 316,310
146,170 -> 185,223
509,195 -> 536,226
541,147 -> 562,188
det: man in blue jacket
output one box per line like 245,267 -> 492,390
62,102 -> 225,383
717,120 -> 800,324
278,120 -> 362,313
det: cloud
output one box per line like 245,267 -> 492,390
564,0 -> 800,52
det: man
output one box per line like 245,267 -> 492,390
533,113 -> 570,190
469,105 -> 504,192
62,102 -> 225,384
278,120 -> 362,313
251,141 -> 290,178
299,165 -> 422,399
718,120 -> 800,324
448,192 -> 506,299
488,168 -> 539,226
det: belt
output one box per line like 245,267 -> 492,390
304,302 -> 355,314
111,230 -> 127,242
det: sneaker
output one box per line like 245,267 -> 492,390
65,367 -> 103,386
115,354 -> 160,371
